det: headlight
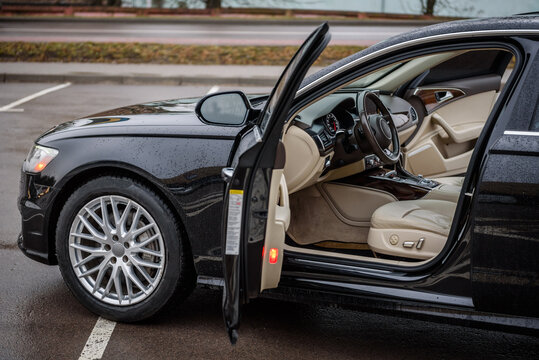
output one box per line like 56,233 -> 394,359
23,145 -> 59,173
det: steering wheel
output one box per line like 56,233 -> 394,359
355,91 -> 400,164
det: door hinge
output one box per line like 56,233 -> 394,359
221,167 -> 234,183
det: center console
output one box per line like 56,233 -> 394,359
334,158 -> 462,202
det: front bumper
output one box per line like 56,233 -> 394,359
18,171 -> 58,265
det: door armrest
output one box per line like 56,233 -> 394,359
432,113 -> 482,143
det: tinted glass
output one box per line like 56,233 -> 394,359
421,50 -> 512,85
200,93 -> 247,125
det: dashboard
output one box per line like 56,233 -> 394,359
293,91 -> 419,155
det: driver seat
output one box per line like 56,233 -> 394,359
435,176 -> 464,187
367,199 -> 457,260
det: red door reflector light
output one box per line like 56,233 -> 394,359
269,248 -> 278,264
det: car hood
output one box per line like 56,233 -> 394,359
37,96 -> 252,143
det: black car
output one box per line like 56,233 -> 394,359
18,16 -> 539,339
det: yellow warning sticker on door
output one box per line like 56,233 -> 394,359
225,189 -> 244,255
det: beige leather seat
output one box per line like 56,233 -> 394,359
367,199 -> 457,260
435,176 -> 464,187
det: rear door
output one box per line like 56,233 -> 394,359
221,23 -> 330,344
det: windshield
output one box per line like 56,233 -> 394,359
343,62 -> 404,89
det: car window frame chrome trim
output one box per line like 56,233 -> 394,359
297,29 -> 539,96
504,130 -> 539,136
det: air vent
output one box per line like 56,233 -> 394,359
409,107 -> 418,121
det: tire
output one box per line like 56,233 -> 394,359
56,176 -> 194,322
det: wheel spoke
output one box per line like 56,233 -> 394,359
84,206 -> 105,230
121,263 -> 134,304
132,223 -> 154,238
132,260 -> 154,284
110,196 -> 121,227
78,214 -> 105,240
132,256 -> 162,270
70,242 -> 104,254
118,200 -> 133,235
114,267 -> 124,305
126,266 -> 148,295
129,207 -> 142,233
92,262 -> 109,294
134,234 -> 159,249
100,197 -> 113,232
73,253 -> 104,268
101,266 -> 116,300
70,232 -> 97,241
137,247 -> 163,258
78,263 -> 101,278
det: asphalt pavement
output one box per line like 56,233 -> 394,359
0,18 -> 421,46
1,82 -> 538,359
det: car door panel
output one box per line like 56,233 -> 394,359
404,88 -> 498,177
260,168 -> 290,291
221,23 -> 330,343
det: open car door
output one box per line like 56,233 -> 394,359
221,23 -> 330,344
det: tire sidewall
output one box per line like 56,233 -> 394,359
56,176 -> 181,322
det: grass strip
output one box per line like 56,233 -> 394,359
0,42 -> 366,66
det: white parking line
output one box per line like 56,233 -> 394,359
78,317 -> 117,360
207,85 -> 220,94
0,82 -> 71,112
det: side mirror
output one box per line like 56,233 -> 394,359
195,91 -> 251,126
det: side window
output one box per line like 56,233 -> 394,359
506,51 -> 538,131
419,50 -> 512,85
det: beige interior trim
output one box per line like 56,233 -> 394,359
398,124 -> 417,144
319,159 -> 366,183
287,185 -> 369,245
403,91 -> 497,177
367,199 -> 456,260
282,123 -> 368,193
407,146 -> 473,177
260,169 -> 290,291
435,176 -> 464,187
431,113 -> 484,143
423,184 -> 461,202
404,91 -> 496,150
436,90 -> 497,127
368,228 -> 446,260
320,183 -> 397,225
283,125 -> 330,194
313,241 -> 370,250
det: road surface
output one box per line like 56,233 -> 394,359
0,81 -> 538,359
0,19 -> 420,46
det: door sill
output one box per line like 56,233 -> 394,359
283,243 -> 430,268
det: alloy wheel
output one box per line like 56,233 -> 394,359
68,195 -> 165,306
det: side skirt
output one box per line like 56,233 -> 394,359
261,278 -> 539,336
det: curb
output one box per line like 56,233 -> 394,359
0,16 -> 443,27
1,73 -> 278,86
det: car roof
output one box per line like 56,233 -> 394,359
300,15 -> 539,91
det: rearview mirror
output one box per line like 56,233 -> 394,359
196,91 -> 250,126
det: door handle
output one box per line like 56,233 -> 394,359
435,91 -> 454,103
221,167 -> 235,183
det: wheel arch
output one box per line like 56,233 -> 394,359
47,163 -> 194,271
